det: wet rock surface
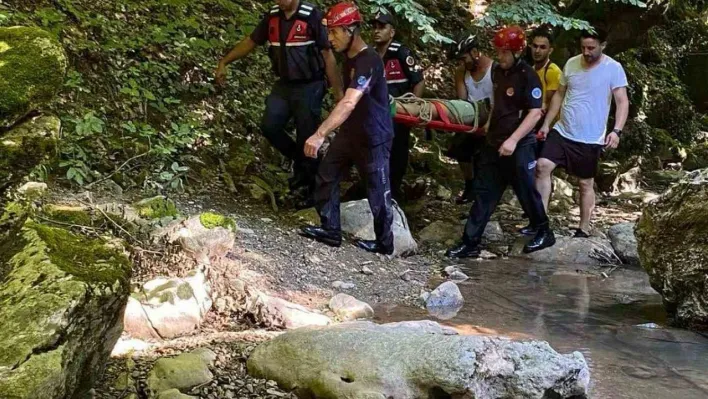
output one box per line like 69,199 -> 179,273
247,321 -> 590,399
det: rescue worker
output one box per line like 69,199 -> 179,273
448,33 -> 495,204
371,9 -> 425,200
215,0 -> 343,207
446,26 -> 556,258
299,2 -> 395,255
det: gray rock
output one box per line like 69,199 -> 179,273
519,236 -> 618,265
636,168 -> 708,330
146,349 -> 216,396
426,281 -> 464,310
360,266 -> 374,275
243,290 -> 332,330
340,199 -> 417,257
443,265 -> 461,276
482,221 -> 505,242
329,294 -> 374,321
156,388 -> 198,399
0,218 -> 131,399
247,322 -> 590,399
448,271 -> 469,282
332,281 -> 356,290
608,223 -> 640,266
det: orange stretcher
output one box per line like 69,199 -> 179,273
393,101 -> 486,136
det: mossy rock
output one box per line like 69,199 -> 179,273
0,115 -> 59,197
134,196 -> 178,219
636,169 -> 708,331
0,26 -> 67,128
199,212 -> 236,231
0,219 -> 131,398
684,142 -> 708,171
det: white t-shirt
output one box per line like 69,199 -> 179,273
465,63 -> 494,106
554,55 -> 628,145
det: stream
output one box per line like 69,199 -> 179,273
374,259 -> 708,399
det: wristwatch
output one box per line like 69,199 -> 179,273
611,128 -> 622,136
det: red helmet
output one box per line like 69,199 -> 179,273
324,2 -> 362,28
493,26 -> 527,52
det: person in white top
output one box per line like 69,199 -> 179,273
448,33 -> 495,204
536,28 -> 630,237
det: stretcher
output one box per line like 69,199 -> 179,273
391,96 -> 486,136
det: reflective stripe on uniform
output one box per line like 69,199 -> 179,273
387,78 -> 409,84
269,40 -> 316,47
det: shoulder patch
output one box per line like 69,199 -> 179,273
357,76 -> 367,86
531,87 -> 542,99
406,56 -> 415,66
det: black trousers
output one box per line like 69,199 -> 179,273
389,123 -> 412,200
315,133 -> 394,249
463,143 -> 549,245
261,80 -> 326,188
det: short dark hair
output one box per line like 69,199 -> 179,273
581,27 -> 608,43
531,27 -> 554,45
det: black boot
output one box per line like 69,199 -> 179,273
299,226 -> 342,247
455,180 -> 474,205
523,228 -> 556,253
355,240 -> 394,255
445,242 -> 481,258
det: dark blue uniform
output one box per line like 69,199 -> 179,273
315,47 -> 395,249
250,2 -> 330,191
462,59 -> 549,245
383,42 -> 424,199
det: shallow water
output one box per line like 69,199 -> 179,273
374,260 -> 708,399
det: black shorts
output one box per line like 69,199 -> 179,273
540,130 -> 603,179
446,133 -> 485,163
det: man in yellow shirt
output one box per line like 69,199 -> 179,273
530,27 -> 561,112
519,27 -> 562,235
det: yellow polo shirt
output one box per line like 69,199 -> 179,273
536,61 -> 562,106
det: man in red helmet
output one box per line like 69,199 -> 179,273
298,2 -> 395,255
447,26 -> 556,258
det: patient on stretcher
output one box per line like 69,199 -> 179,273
390,94 -> 490,130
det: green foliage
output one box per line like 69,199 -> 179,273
365,0 -> 453,43
476,0 -> 646,29
2,0 -> 273,190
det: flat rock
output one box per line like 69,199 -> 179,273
146,349 -> 216,396
247,321 -> 590,399
519,236 -> 617,265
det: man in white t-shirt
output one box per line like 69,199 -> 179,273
535,28 -> 629,237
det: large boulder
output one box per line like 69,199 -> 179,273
608,223 -> 640,266
684,142 -> 708,171
340,199 -> 417,257
0,217 -> 132,398
0,27 -> 67,128
0,115 -> 59,196
636,169 -> 708,330
247,321 -> 590,399
124,270 -> 212,339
